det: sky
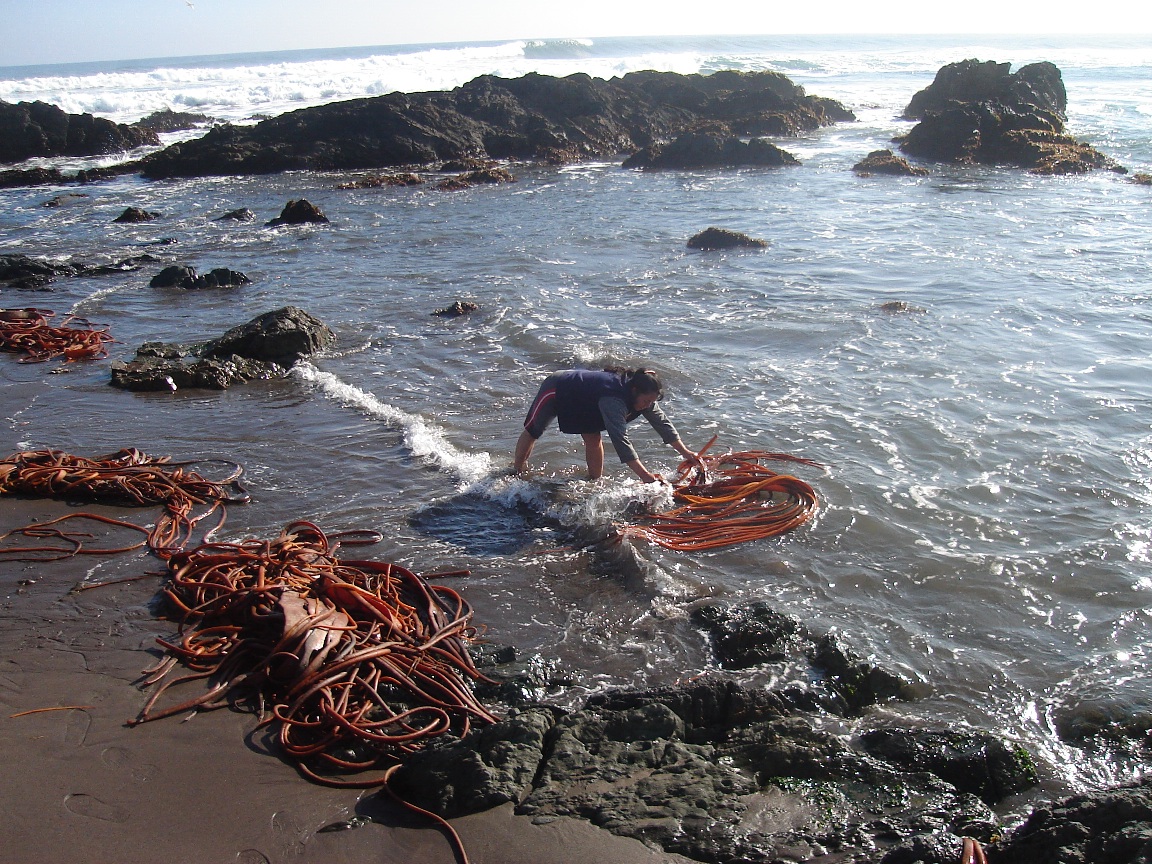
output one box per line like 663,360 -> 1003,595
2,0 -> 1150,68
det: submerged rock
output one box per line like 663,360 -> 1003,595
266,198 -> 329,226
624,128 -> 799,170
112,206 -> 161,223
853,149 -> 929,176
432,300 -> 480,316
686,227 -> 769,250
1,252 -> 158,289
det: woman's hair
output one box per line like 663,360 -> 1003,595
602,366 -> 663,398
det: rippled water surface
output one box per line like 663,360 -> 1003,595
3,34 -> 1151,805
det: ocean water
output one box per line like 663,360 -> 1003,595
2,34 -> 1151,810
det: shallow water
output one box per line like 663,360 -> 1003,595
3,34 -> 1151,808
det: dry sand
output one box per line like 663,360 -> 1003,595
0,497 -> 695,864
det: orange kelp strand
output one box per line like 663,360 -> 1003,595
624,445 -> 821,551
0,448 -> 249,560
0,307 -> 115,363
132,521 -> 496,789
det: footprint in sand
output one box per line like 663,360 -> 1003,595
235,851 -> 271,864
63,792 -> 129,823
100,745 -> 157,782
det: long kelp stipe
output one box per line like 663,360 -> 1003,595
624,435 -> 821,550
131,520 -> 497,789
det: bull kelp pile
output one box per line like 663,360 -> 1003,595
625,437 -> 821,550
130,520 -> 497,787
0,307 -> 115,362
0,448 -> 248,561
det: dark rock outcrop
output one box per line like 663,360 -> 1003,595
623,128 -> 799,170
0,99 -> 160,163
432,300 -> 480,317
266,199 -> 329,226
148,265 -> 251,289
1,252 -> 158,289
109,306 -> 334,391
112,206 -> 161,223
987,778 -> 1152,864
389,676 -> 1002,864
691,600 -> 914,715
898,60 -> 1123,175
133,109 -> 213,134
686,227 -> 769,251
853,149 -> 929,176
0,167 -> 69,189
202,305 -> 334,364
137,70 -> 852,178
859,728 -> 1039,806
336,172 -> 425,189
903,59 -> 1067,121
214,207 -> 255,221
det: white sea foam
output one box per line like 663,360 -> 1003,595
292,361 -> 492,485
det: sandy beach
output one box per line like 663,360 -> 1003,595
0,495 -> 695,864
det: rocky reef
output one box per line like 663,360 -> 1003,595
136,70 -> 853,178
0,99 -> 159,163
897,59 -> 1123,175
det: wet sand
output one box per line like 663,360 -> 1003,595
0,497 -> 694,864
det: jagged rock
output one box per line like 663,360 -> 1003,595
137,70 -> 852,178
1,252 -> 157,289
266,198 -> 329,226
623,128 -> 799,170
109,354 -> 285,391
853,149 -> 929,176
686,227 -> 769,251
201,305 -> 334,365
109,306 -> 334,391
133,109 -> 213,133
336,172 -> 424,189
898,60 -> 1123,175
0,99 -> 159,162
432,300 -> 480,316
0,167 -> 69,189
988,778 -> 1152,864
148,265 -> 248,289
113,206 -> 161,223
878,300 -> 927,314
903,59 -> 1067,121
390,676 -> 998,864
859,728 -> 1039,805
691,600 -> 914,715
214,207 -> 255,221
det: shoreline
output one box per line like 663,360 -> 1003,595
0,495 -> 693,864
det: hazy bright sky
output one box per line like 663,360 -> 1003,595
2,0 -> 1149,67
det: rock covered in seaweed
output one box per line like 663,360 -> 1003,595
897,59 -> 1124,175
389,675 -> 1004,864
853,149 -> 929,176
